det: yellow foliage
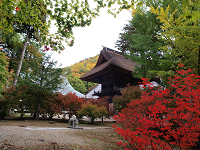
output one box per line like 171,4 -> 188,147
151,1 -> 200,73
66,54 -> 99,77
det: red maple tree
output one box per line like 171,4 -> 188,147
62,92 -> 85,117
49,92 -> 85,118
49,92 -> 64,114
114,64 -> 200,150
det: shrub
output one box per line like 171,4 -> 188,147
87,96 -> 115,116
78,102 -> 107,123
114,65 -> 200,150
113,84 -> 142,112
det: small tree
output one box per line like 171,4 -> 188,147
113,85 -> 142,112
98,105 -> 108,122
48,92 -> 64,119
78,102 -> 107,124
62,92 -> 85,117
87,96 -> 114,118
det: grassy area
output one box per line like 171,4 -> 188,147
9,113 -> 31,117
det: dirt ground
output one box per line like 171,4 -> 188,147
0,117 -> 124,150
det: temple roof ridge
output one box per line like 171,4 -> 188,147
102,46 -> 122,55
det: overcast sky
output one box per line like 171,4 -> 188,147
48,8 -> 132,68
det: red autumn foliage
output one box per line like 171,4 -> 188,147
62,92 -> 85,116
15,7 -> 21,12
49,92 -> 85,117
87,96 -> 109,107
49,92 -> 64,113
43,45 -> 50,52
114,65 -> 200,150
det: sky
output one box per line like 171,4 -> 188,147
48,8 -> 132,68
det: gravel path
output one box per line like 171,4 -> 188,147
1,126 -> 83,149
0,126 -> 117,150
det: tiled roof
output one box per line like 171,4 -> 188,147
80,47 -> 137,81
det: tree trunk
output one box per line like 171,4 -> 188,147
91,117 -> 94,124
20,107 -> 24,118
49,112 -> 54,120
33,110 -> 36,119
36,91 -> 41,120
13,31 -> 29,86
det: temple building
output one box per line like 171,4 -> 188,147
80,47 -> 141,102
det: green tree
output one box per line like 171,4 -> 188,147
1,0 -> 134,86
0,86 -> 16,119
98,105 -> 108,122
1,32 -> 22,74
17,54 -> 63,119
0,31 -> 22,88
0,49 -> 10,118
116,0 -> 200,83
67,75 -> 87,94
151,0 -> 200,75
83,81 -> 96,92
116,10 -> 166,79
64,66 -> 72,75
0,0 -> 17,33
0,31 -> 43,85
12,0 -> 49,86
0,51 -> 8,95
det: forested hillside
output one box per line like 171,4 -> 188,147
63,55 -> 99,94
